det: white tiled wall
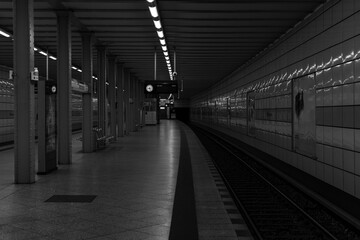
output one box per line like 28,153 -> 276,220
191,0 -> 360,199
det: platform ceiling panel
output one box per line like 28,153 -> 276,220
0,0 -> 325,98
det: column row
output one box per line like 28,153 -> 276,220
12,4 -> 145,183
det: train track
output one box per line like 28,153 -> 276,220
191,124 -> 360,240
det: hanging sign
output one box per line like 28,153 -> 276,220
144,81 -> 178,94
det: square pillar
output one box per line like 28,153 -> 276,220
124,69 -> 130,135
129,74 -> 135,132
116,62 -> 124,137
140,82 -> 145,127
135,78 -> 140,131
56,11 -> 72,164
81,32 -> 94,153
13,0 -> 35,183
108,56 -> 117,140
97,46 -> 107,135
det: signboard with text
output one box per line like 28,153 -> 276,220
144,81 -> 178,94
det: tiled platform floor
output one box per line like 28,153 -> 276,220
0,120 -> 249,240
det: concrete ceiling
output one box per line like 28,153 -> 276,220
0,0 -> 325,99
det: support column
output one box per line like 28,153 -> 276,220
116,62 -> 124,137
13,0 -> 35,183
97,46 -> 107,134
124,69 -> 130,134
108,56 -> 116,140
81,32 -> 93,152
135,78 -> 140,131
129,74 -> 135,132
56,11 -> 72,164
140,82 -> 145,127
134,78 -> 137,131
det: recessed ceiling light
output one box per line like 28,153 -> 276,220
157,30 -> 164,38
149,6 -> 158,18
153,20 -> 161,29
0,30 -> 10,38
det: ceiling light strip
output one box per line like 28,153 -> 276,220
1,26 -> 97,81
146,0 -> 173,80
0,28 -> 11,38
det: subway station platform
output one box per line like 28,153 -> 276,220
0,120 -> 252,240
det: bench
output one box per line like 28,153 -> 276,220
93,128 -> 114,150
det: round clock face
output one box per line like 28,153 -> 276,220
146,84 -> 154,92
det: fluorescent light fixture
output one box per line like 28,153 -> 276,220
0,30 -> 10,38
106,82 -> 109,85
153,20 -> 162,29
34,47 -> 38,51
77,69 -> 82,72
72,66 -> 77,70
39,51 -> 47,56
49,56 -> 57,60
157,30 -> 164,38
149,6 -> 158,18
146,0 -> 173,81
